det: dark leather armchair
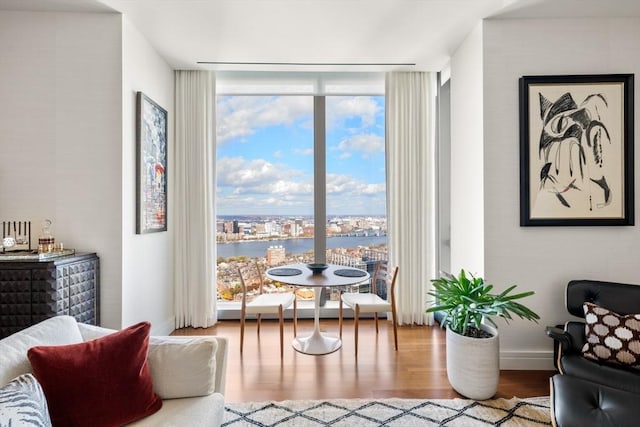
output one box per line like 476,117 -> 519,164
547,279 -> 640,427
547,279 -> 640,394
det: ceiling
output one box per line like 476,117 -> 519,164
2,0 -> 640,72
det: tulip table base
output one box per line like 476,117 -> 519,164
292,330 -> 341,355
293,285 -> 341,355
265,263 -> 370,356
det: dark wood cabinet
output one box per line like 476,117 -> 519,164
0,252 -> 99,338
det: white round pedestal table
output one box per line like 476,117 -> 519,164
265,263 -> 370,355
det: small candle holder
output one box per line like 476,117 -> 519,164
1,220 -> 31,253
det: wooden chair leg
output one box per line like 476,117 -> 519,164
374,313 -> 379,334
354,305 -> 360,357
240,315 -> 245,354
278,305 -> 284,359
293,299 -> 297,337
391,306 -> 398,351
339,299 -> 343,339
257,314 -> 261,336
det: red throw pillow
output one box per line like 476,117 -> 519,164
27,321 -> 162,427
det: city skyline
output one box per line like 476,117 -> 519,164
217,214 -> 386,242
216,95 -> 386,216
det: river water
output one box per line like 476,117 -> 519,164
217,235 -> 387,259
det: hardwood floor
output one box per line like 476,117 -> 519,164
172,318 -> 555,403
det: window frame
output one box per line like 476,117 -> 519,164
215,74 -> 386,319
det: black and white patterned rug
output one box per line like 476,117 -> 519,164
223,396 -> 551,426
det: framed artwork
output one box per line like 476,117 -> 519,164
136,92 -> 168,234
519,74 -> 634,226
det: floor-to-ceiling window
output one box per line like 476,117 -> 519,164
324,95 -> 387,301
214,73 -> 386,318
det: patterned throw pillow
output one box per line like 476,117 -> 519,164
0,374 -> 51,427
582,302 -> 640,368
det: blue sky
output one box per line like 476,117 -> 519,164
216,95 -> 386,216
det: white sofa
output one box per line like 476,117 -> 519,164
0,316 -> 228,426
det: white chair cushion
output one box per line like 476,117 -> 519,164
342,293 -> 391,313
245,293 -> 295,315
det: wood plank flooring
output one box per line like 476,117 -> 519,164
172,318 -> 555,403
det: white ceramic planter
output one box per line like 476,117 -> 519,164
446,324 -> 499,400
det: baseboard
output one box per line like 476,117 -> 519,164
500,350 -> 555,370
153,316 -> 176,336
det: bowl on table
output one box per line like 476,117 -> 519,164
306,263 -> 329,275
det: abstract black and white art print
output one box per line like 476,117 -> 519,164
519,74 -> 634,226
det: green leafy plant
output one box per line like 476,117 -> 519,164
426,269 -> 540,337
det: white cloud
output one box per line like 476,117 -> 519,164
324,174 -> 386,215
336,133 -> 385,158
217,156 -> 312,196
326,173 -> 385,197
216,157 -> 386,215
217,157 -> 282,186
214,94 -> 386,216
294,148 -> 313,156
216,95 -> 382,144
217,193 -> 313,214
326,96 -> 381,128
217,96 -> 312,143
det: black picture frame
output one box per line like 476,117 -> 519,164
136,92 -> 168,234
519,74 -> 634,226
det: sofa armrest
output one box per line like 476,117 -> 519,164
211,336 -> 228,395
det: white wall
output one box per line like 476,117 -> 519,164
0,11 -> 124,329
0,11 -> 175,334
121,17 -> 175,334
450,22 -> 485,276
454,17 -> 640,369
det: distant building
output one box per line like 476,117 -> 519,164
282,223 -> 292,236
266,245 -> 286,266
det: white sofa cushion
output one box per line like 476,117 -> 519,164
77,322 -> 116,341
78,323 -> 220,399
148,336 -> 218,399
128,392 -> 224,427
0,316 -> 83,386
0,317 -> 227,427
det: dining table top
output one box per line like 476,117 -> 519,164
265,263 -> 370,287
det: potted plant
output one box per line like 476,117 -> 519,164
426,269 -> 539,400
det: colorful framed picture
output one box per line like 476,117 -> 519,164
136,92 -> 168,234
519,74 -> 634,226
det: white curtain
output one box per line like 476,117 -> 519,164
385,72 -> 437,325
174,70 -> 217,329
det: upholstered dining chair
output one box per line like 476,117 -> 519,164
339,263 -> 399,356
238,263 -> 297,358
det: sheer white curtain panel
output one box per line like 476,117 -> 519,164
174,70 -> 217,329
385,71 -> 436,325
